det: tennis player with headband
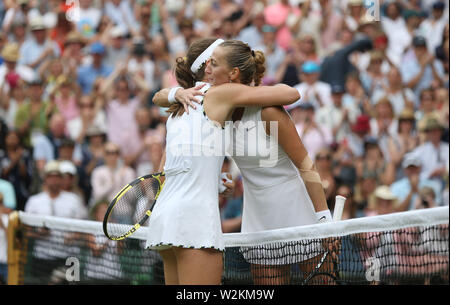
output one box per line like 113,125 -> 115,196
153,39 -> 336,284
146,38 -> 302,285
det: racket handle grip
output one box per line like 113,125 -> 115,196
333,195 -> 346,221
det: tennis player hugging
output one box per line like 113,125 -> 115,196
147,38 -> 331,285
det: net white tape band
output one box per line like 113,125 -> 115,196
18,206 -> 449,247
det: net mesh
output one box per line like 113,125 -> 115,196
10,207 -> 449,285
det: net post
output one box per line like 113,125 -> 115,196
7,211 -> 22,285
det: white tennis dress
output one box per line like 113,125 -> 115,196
146,82 -> 226,251
231,106 -> 320,264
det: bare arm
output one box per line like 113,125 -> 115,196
208,83 -> 300,107
261,106 -> 328,213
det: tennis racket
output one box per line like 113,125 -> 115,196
103,172 -> 165,241
302,195 -> 346,285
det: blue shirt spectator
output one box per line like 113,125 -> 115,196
77,42 -> 113,94
0,178 -> 16,209
391,153 -> 443,210
18,17 -> 60,71
400,36 -> 445,96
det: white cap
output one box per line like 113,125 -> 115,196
110,26 -> 126,38
59,160 -> 77,175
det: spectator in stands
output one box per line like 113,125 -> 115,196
104,26 -> 129,68
414,185 -> 440,209
59,160 -> 84,204
294,61 -> 332,109
0,78 -> 27,131
104,0 -> 138,36
412,117 -> 449,188
127,41 -> 156,96
79,125 -> 107,205
24,160 -> 87,218
356,136 -> 396,187
416,88 -> 439,128
0,192 -> 12,285
315,83 -> 360,143
366,185 -> 403,216
14,78 -> 55,147
77,42 -> 113,94
123,107 -> 155,169
90,142 -> 135,203
49,76 -> 79,123
0,130 -> 32,211
67,95 -> 107,144
372,67 -> 416,116
419,1 -> 448,54
100,63 -> 150,155
0,42 -> 35,88
434,23 -> 449,78
369,97 -> 398,162
0,177 -> 16,210
401,35 -> 445,96
360,51 -> 389,97
75,0 -> 102,38
236,3 -> 265,49
255,24 -> 286,85
387,108 -> 419,180
291,102 -> 332,159
18,17 -> 60,71
342,114 -> 371,159
391,153 -> 443,210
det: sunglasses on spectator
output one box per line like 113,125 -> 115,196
106,150 -> 120,155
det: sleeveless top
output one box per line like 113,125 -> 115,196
230,106 -> 317,233
146,82 -> 227,250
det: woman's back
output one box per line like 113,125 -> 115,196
230,106 -> 317,232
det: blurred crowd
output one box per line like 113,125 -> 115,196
0,0 -> 449,282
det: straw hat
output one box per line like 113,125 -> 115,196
398,108 -> 416,121
44,160 -> 61,176
1,43 -> 20,62
421,116 -> 444,132
64,31 -> 86,46
374,185 -> 397,201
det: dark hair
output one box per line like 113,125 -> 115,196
219,40 -> 266,86
167,38 -> 218,117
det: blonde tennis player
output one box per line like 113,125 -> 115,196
146,38 -> 301,285
154,39 -> 336,284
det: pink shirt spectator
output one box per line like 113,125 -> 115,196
54,95 -> 79,122
91,165 -> 136,202
295,122 -> 333,159
105,97 -> 140,155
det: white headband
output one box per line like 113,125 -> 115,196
190,39 -> 224,74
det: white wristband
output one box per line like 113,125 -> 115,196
168,87 -> 182,103
316,210 -> 333,223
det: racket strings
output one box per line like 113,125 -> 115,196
106,177 -> 161,239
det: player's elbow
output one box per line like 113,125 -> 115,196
277,84 -> 301,104
286,87 -> 301,104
